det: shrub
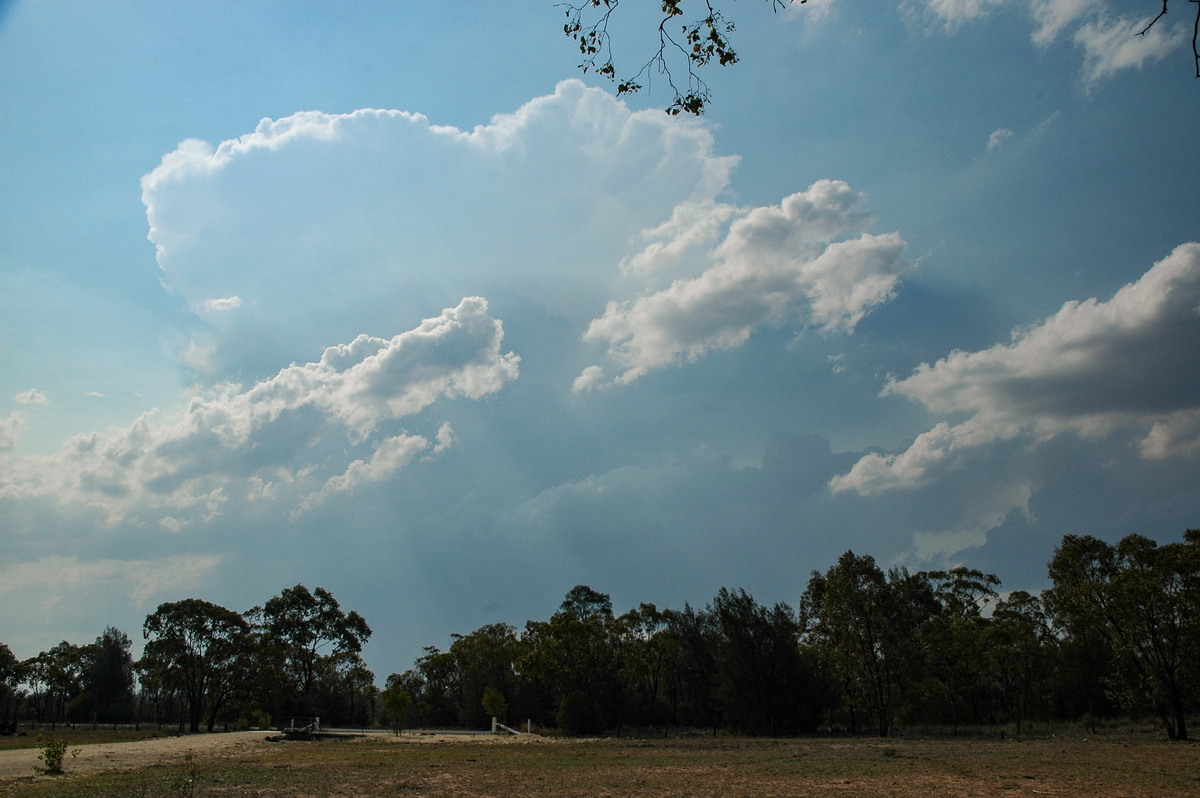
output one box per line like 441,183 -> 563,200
34,735 -> 79,775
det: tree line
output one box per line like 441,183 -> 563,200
0,585 -> 373,733
387,531 -> 1199,740
1,531 -> 1196,739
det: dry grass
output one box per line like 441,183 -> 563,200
3,729 -> 1198,797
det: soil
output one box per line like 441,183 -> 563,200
0,731 -> 516,784
3,730 -> 1198,797
0,730 -> 274,781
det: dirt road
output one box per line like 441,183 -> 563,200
0,730 -> 273,783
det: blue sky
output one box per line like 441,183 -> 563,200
2,0 -> 1199,677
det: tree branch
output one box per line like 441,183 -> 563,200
560,0 -> 801,115
1139,0 -> 1200,77
565,1 -> 1195,117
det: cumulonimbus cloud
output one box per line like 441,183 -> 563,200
0,298 -> 518,526
576,180 -> 908,388
832,241 -> 1200,496
139,80 -> 740,382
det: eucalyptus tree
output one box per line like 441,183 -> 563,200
443,623 -> 522,728
1046,531 -> 1200,740
916,568 -> 1000,732
520,585 -> 622,734
78,627 -> 135,725
800,551 -> 936,736
985,591 -> 1054,734
709,587 -> 819,734
251,585 -> 372,723
661,603 -> 720,729
615,602 -> 677,726
140,599 -> 252,732
0,644 -> 23,728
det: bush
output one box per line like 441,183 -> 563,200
34,735 -> 79,775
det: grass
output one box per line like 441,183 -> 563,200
4,730 -> 1200,797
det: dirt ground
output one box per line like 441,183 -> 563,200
0,730 -> 274,781
0,731 -> 526,784
4,730 -> 1198,797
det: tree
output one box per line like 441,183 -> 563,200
1141,0 -> 1200,77
381,680 -> 413,735
520,585 -> 623,734
615,603 -> 677,726
23,643 -> 86,727
481,685 -> 509,723
76,627 -> 135,726
708,587 -> 821,734
252,585 -> 372,723
561,1 -> 1199,116
1046,531 -> 1200,740
0,644 -> 22,729
986,591 -> 1053,735
661,603 -> 721,730
915,568 -> 1001,733
800,551 -> 935,736
449,624 -> 523,728
140,598 -> 252,732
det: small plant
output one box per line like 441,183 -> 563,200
33,735 -> 80,775
167,751 -> 199,797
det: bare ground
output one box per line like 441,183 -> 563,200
0,730 -> 275,782
0,731 -> 530,785
3,729 -> 1198,797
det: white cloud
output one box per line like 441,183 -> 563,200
987,128 -> 1014,150
295,432 -> 432,516
1029,0 -> 1092,44
181,339 -> 216,374
429,421 -> 454,457
1075,14 -> 1188,86
0,413 -> 20,451
203,296 -> 242,311
140,80 -> 739,382
0,554 -> 222,611
1140,409 -> 1200,459
15,389 -> 47,405
0,298 -> 518,526
910,0 -> 1187,83
579,180 -> 908,387
572,365 -> 606,394
918,0 -> 1011,31
620,201 -> 740,276
834,242 -> 1200,497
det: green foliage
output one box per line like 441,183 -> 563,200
800,552 -> 936,736
709,588 -> 819,734
140,598 -> 252,732
482,686 -> 508,721
555,690 -> 603,736
382,685 -> 413,734
1046,531 -> 1200,740
251,584 -> 373,722
33,735 -> 79,775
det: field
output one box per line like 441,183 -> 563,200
2,727 -> 1198,797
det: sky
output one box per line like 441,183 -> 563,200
2,0 -> 1199,678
